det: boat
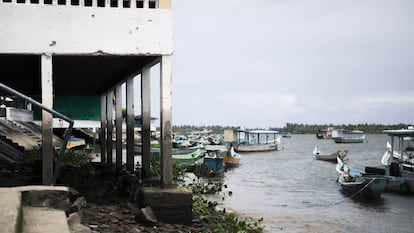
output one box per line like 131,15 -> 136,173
316,128 -> 334,139
202,150 -> 226,176
336,157 -> 388,198
379,127 -> 414,193
149,148 -> 206,170
223,146 -> 241,167
66,136 -> 86,149
313,146 -> 348,162
135,144 -> 203,156
234,130 -> 281,153
381,128 -> 414,178
172,148 -> 206,168
331,129 -> 365,143
281,132 -> 292,138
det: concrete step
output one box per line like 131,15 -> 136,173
0,190 -> 21,233
0,186 -> 74,233
22,206 -> 70,233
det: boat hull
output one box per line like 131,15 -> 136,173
338,176 -> 388,198
235,144 -> 277,153
314,148 -> 348,162
332,137 -> 365,143
223,156 -> 240,167
203,157 -> 226,176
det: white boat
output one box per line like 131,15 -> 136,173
331,129 -> 365,143
234,130 -> 281,153
313,146 -> 348,162
382,127 -> 414,178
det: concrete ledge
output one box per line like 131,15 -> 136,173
139,187 -> 193,225
23,206 -> 70,233
0,185 -> 72,233
0,190 -> 22,233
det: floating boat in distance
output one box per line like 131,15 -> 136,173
332,129 -> 365,143
316,127 -> 334,139
336,157 -> 388,199
233,130 -> 281,153
313,146 -> 348,162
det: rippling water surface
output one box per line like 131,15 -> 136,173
223,134 -> 414,233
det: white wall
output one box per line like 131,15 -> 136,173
0,3 -> 173,55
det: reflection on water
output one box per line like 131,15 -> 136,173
223,134 -> 414,233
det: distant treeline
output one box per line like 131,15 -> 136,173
172,125 -> 240,135
280,123 -> 412,134
172,123 -> 412,135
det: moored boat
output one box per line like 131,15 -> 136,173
332,129 -> 365,143
223,146 -> 241,167
234,130 -> 281,153
313,146 -> 347,162
379,127 -> 414,193
336,157 -> 387,198
316,128 -> 334,139
172,148 -> 206,168
149,148 -> 206,170
67,136 -> 86,149
203,156 -> 226,176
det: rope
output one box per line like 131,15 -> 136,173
348,177 -> 377,198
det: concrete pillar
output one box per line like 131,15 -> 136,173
100,93 -> 107,164
41,54 -> 54,185
115,83 -> 123,169
160,55 -> 173,188
143,0 -> 149,8
126,77 -> 135,173
106,90 -> 114,164
141,66 -> 151,178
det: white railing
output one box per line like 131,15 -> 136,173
0,0 -> 169,9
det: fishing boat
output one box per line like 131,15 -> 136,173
336,157 -> 388,198
381,128 -> 414,177
149,148 -> 205,171
66,136 -> 86,149
172,148 -> 206,168
331,129 -> 365,143
203,150 -> 226,176
316,127 -> 334,139
313,146 -> 348,162
379,127 -> 414,193
234,130 -> 281,153
223,146 -> 241,167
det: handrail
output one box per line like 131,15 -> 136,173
0,82 -> 74,185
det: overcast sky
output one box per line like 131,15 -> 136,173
166,0 -> 414,128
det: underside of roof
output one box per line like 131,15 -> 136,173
0,54 -> 158,96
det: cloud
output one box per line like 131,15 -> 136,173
171,0 -> 414,127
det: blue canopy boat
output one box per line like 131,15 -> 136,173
336,157 -> 388,199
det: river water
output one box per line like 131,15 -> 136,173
222,134 -> 414,233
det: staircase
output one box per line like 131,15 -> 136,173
0,186 -> 80,233
0,120 -> 63,165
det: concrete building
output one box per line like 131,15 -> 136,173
0,0 -> 174,187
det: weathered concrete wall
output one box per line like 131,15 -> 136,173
0,3 -> 173,55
